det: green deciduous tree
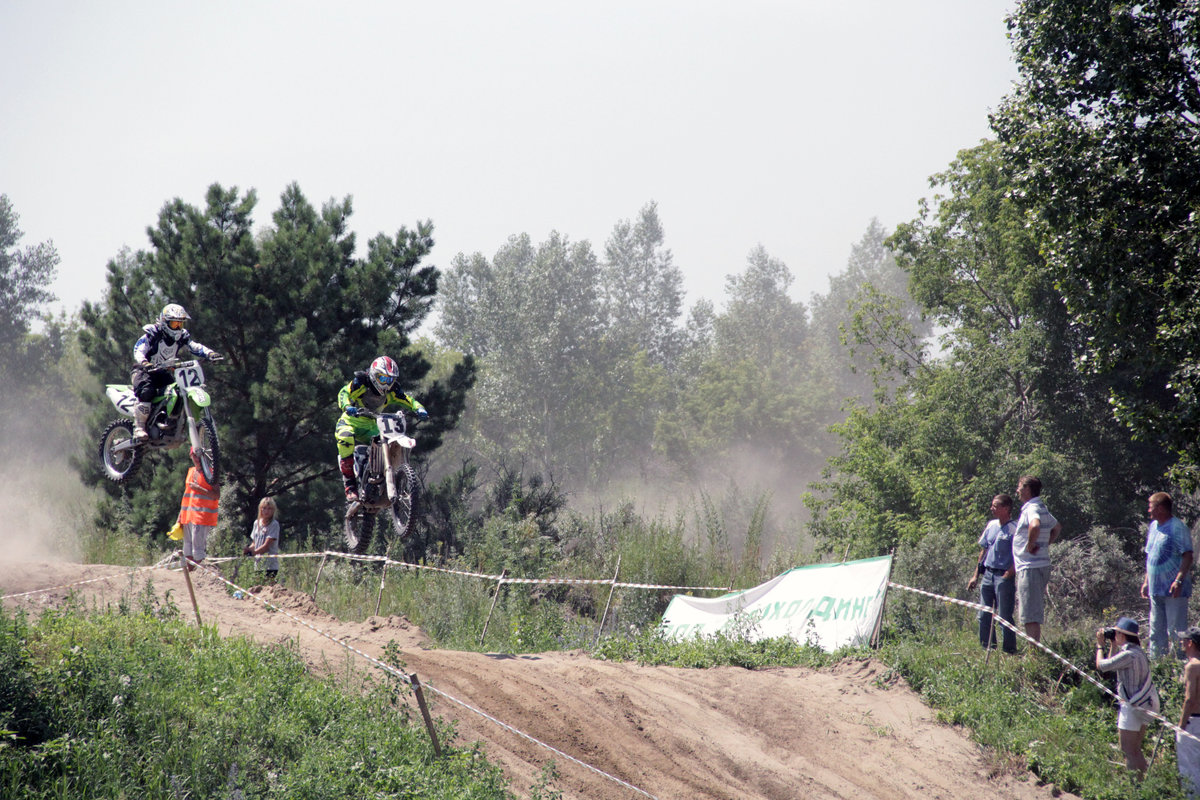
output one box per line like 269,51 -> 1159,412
601,202 -> 685,369
656,246 -> 820,481
0,195 -> 60,409
436,204 -> 690,488
79,183 -> 473,541
436,231 -> 607,484
808,218 -> 930,406
0,196 -> 73,466
993,0 -> 1200,485
808,142 -> 1168,557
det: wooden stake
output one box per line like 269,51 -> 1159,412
409,673 -> 442,757
180,551 -> 202,627
311,552 -> 328,602
375,558 -> 390,617
593,555 -> 622,648
479,570 -> 507,647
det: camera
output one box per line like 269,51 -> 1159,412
1103,628 -> 1117,641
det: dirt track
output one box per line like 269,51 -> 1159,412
0,560 -> 1075,800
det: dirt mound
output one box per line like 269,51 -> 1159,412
0,561 -> 1073,800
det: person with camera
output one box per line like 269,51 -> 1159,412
1142,492 -> 1194,659
1095,616 -> 1159,775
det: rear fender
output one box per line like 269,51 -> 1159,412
105,385 -> 137,416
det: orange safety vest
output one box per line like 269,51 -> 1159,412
179,467 -> 219,527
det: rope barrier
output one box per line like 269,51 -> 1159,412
418,680 -> 658,799
0,556 -> 175,600
129,553 -> 661,800
888,579 -> 1200,746
236,549 -> 732,592
9,553 -> 1190,785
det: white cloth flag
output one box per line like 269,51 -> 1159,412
661,556 -> 892,652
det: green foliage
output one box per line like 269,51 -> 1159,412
600,202 -> 685,369
436,230 -> 610,484
808,218 -> 931,405
808,140 -> 1169,558
0,195 -> 62,454
594,624 -> 840,670
877,626 -> 1188,800
0,195 -> 58,368
271,488 -> 788,654
657,246 -> 818,478
77,182 -> 473,544
1050,527 -> 1145,625
994,0 -> 1200,486
0,597 -> 509,799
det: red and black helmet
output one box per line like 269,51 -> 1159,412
368,355 -> 399,394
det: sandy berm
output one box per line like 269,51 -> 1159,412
0,560 -> 1077,800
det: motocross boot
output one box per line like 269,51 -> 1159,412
339,456 -> 358,502
133,403 -> 151,442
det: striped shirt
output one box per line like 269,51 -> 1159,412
1098,643 -> 1154,708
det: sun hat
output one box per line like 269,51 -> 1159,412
1114,617 -> 1140,637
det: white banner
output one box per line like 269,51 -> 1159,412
660,556 -> 892,652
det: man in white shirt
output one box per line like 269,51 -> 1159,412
1012,475 -> 1062,643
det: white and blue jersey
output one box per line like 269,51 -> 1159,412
133,324 -> 215,366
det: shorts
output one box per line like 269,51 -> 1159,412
183,523 -> 211,561
1118,700 -> 1155,732
1017,566 -> 1050,625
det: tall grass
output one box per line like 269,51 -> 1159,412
41,473 -> 1200,800
0,590 -> 511,799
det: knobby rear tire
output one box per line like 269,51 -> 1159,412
344,509 -> 375,555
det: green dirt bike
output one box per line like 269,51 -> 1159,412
98,357 -> 221,485
343,410 -> 419,555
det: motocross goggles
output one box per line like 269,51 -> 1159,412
376,374 -> 394,385
166,319 -> 185,330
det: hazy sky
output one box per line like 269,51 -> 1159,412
3,1 -> 1018,321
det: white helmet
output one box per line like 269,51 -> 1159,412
158,303 -> 191,342
368,355 -> 399,394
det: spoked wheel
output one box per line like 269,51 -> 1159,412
194,414 -> 220,486
389,463 -> 419,540
344,507 -> 376,555
99,419 -> 143,483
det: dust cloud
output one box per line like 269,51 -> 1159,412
574,441 -> 826,568
0,445 -> 92,565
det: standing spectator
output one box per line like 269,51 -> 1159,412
1012,476 -> 1062,643
243,497 -> 280,584
178,449 -> 219,572
966,494 -> 1017,653
1095,616 -> 1158,776
1176,627 -> 1200,798
1141,492 -> 1194,659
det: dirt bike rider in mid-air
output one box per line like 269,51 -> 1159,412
131,303 -> 221,442
336,355 -> 428,502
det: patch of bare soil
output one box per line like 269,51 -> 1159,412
0,561 -> 1075,800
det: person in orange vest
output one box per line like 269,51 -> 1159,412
177,448 -> 220,572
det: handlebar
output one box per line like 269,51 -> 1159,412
348,408 -> 421,424
146,356 -> 220,372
